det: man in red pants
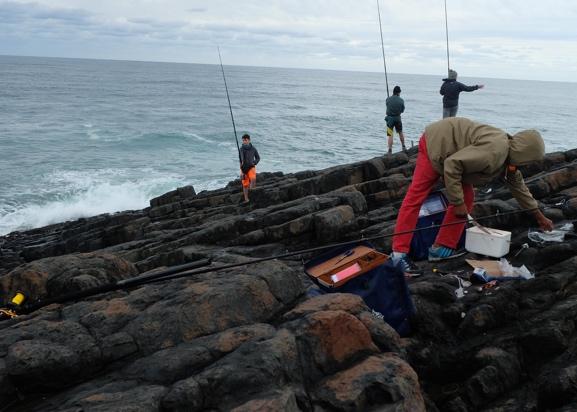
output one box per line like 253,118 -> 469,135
391,117 -> 554,275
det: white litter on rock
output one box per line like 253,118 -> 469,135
499,258 -> 534,279
528,223 -> 574,245
454,276 -> 467,298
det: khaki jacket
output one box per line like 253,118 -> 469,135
424,118 -> 542,210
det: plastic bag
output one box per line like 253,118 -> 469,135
499,258 -> 534,280
455,277 -> 465,298
528,223 -> 574,245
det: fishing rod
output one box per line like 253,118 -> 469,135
0,259 -> 213,320
376,0 -> 390,97
1,202 -> 566,319
443,0 -> 450,75
217,47 -> 242,167
147,203 -> 565,284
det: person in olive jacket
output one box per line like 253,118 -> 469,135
440,69 -> 484,118
390,117 -> 554,275
385,85 -> 407,154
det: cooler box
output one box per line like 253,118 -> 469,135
465,226 -> 511,258
409,191 -> 465,260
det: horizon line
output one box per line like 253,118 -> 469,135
0,53 -> 572,85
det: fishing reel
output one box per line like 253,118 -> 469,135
0,292 -> 26,320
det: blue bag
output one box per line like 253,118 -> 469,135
305,242 -> 415,336
410,191 -> 465,261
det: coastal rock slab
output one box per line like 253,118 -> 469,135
3,146 -> 577,411
0,252 -> 137,301
313,354 -> 426,411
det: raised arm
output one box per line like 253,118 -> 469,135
460,83 -> 484,92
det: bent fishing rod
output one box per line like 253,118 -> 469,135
376,0 -> 390,97
217,47 -> 242,167
2,201 -> 567,319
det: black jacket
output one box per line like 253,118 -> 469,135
440,79 -> 479,108
240,143 -> 260,170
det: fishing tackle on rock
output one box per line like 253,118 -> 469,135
217,46 -> 242,167
0,202 -> 568,320
0,292 -> 26,319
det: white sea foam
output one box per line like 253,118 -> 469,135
0,170 -> 186,236
83,123 -> 102,140
185,132 -> 214,144
86,129 -> 101,140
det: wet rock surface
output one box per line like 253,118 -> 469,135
1,148 -> 577,411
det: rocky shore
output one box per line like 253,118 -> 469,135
2,146 -> 577,411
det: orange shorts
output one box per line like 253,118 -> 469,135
241,167 -> 256,188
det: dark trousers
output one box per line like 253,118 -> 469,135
443,106 -> 458,118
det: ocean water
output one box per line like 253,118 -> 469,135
1,55 -> 576,236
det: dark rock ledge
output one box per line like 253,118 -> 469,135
2,147 -> 577,411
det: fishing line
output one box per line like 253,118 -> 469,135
3,202 -> 567,318
150,204 -> 562,284
376,0 -> 390,97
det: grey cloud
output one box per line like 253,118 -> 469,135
0,2 -> 192,42
129,17 -> 186,30
2,0 -> 574,81
0,1 -> 379,56
0,1 -> 91,23
455,27 -> 577,42
195,22 -> 322,41
31,8 -> 90,22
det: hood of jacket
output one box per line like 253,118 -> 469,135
508,130 -> 545,165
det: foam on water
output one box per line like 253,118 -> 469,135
84,123 -> 102,140
186,132 -> 215,144
0,169 -> 186,235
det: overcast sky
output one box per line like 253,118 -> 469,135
1,0 -> 576,82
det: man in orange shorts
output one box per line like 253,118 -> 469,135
240,134 -> 260,203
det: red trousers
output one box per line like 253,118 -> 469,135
392,134 -> 474,253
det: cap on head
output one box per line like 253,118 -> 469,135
508,130 -> 545,165
448,69 -> 458,80
393,85 -> 401,95
242,134 -> 250,140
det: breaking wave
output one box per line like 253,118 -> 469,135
0,170 -> 187,236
